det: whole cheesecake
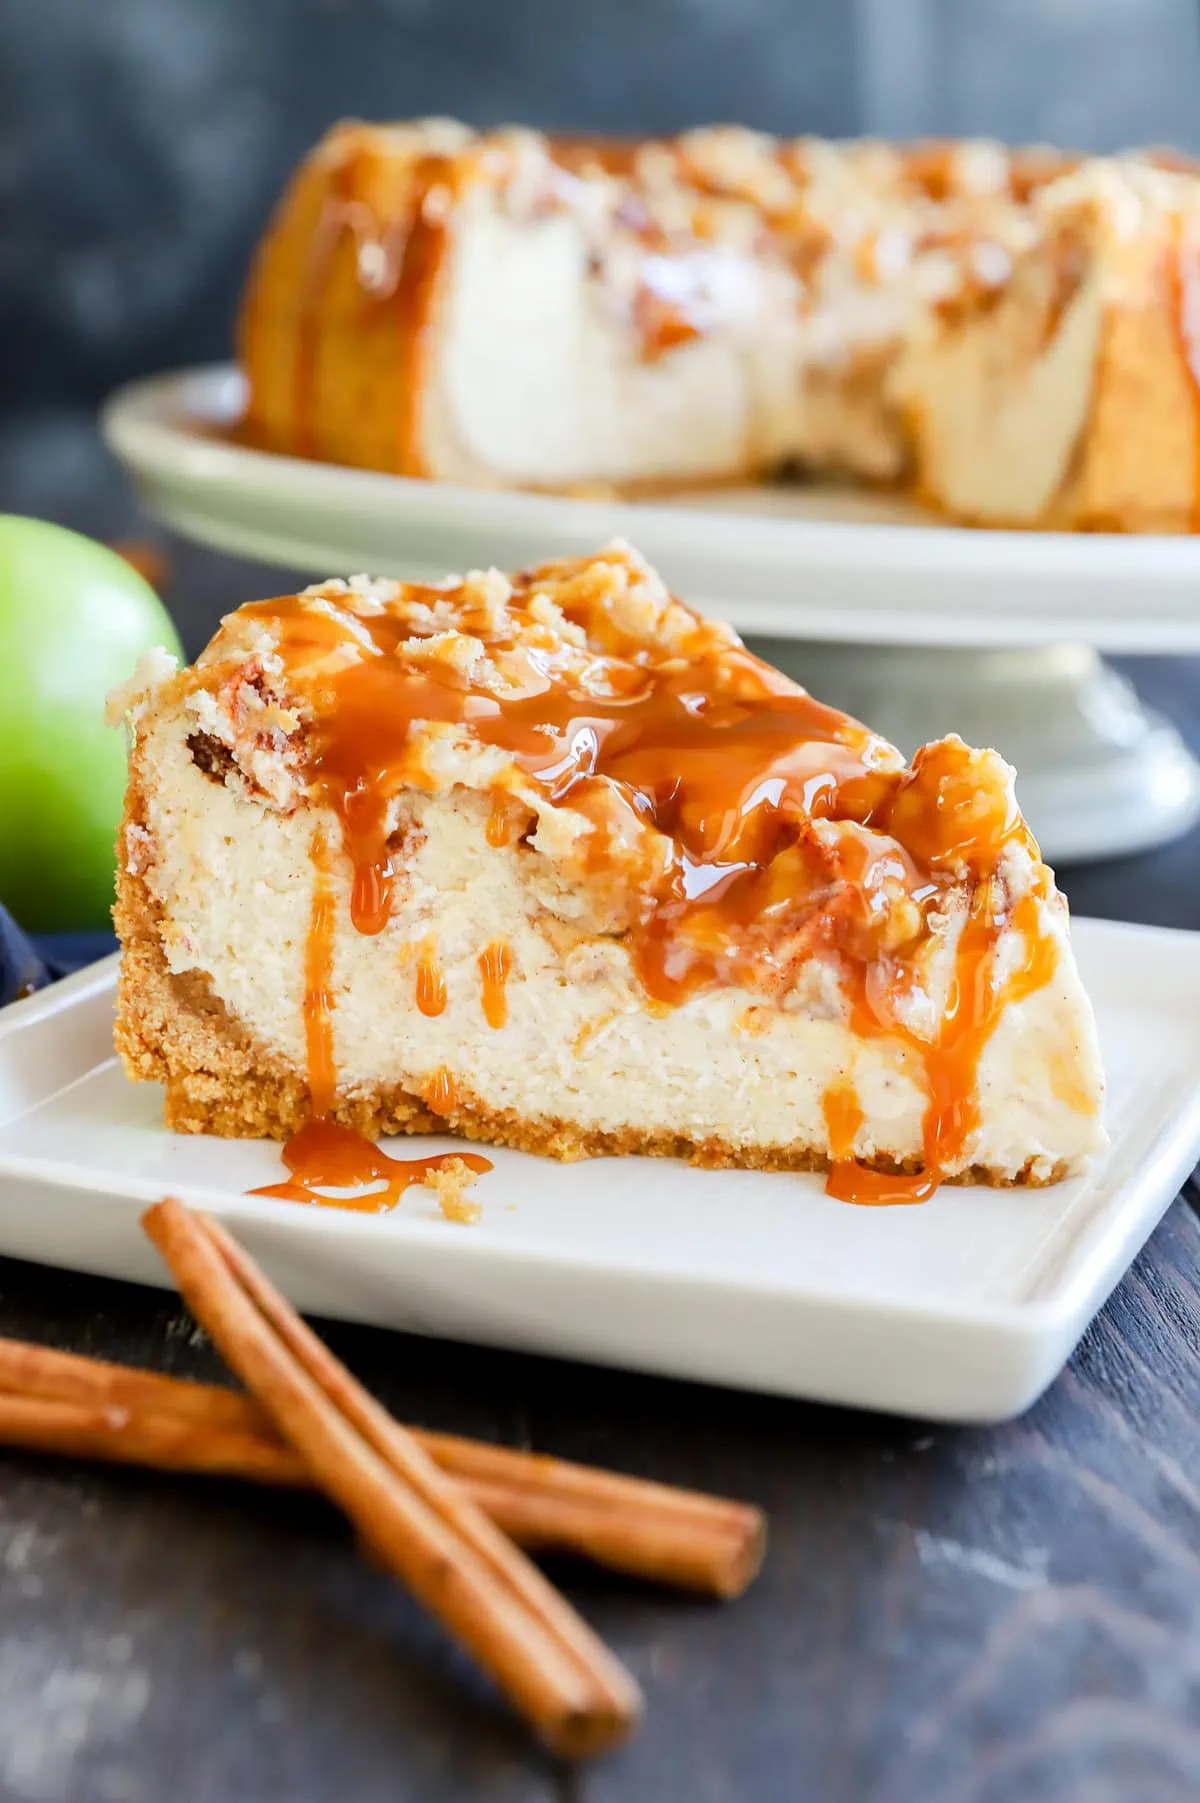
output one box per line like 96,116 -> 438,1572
108,544 -> 1105,1201
239,120 -> 1200,531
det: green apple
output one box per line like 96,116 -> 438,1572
0,515 -> 183,932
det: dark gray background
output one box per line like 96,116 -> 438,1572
3,0 -> 1200,538
1,0 -> 1198,418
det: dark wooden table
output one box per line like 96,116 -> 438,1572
1,535 -> 1197,1803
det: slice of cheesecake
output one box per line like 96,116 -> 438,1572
893,158 -> 1200,532
109,544 -> 1105,1197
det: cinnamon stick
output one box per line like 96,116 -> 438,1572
0,1336 -> 763,1596
417,1431 -> 764,1599
0,1391 -> 308,1487
143,1197 -> 641,1757
0,1337 -> 277,1431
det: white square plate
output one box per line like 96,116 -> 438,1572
1,916 -> 1197,1423
103,366 -> 1200,652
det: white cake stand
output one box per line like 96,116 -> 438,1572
103,366 -> 1200,864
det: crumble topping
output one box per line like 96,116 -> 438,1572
426,1156 -> 484,1223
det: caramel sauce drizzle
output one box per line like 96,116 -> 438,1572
416,939 -> 447,1017
290,141 -> 459,474
821,1085 -> 863,1164
250,1118 -> 489,1210
821,1085 -> 930,1206
425,1067 -> 458,1116
478,940 -> 512,1029
633,266 -> 707,361
831,885 -> 1057,1204
303,830 -> 338,1117
547,137 -> 645,180
486,792 -> 517,847
392,153 -> 458,477
256,779 -> 484,1212
241,578 -> 1051,1206
292,145 -> 377,461
1169,209 -> 1200,532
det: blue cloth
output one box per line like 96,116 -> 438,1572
0,904 -> 116,1004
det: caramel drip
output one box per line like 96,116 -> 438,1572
898,142 -> 1075,206
549,139 -> 742,365
416,939 -> 447,1017
1005,147 -> 1081,206
486,792 -> 516,847
341,786 -> 396,936
900,143 -> 974,204
393,153 -> 457,477
479,940 -> 511,1029
826,886 -> 1058,1204
293,146 -> 376,460
256,836 -> 488,1211
548,137 -> 646,179
821,1085 -> 863,1163
290,141 -> 456,473
303,830 -> 338,1115
426,1066 -> 458,1116
825,1161 -> 937,1208
633,261 -> 708,361
250,1118 -> 490,1211
1169,210 -> 1200,531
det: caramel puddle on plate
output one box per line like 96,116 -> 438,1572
251,1119 -> 491,1212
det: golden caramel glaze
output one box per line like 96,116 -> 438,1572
416,939 -> 448,1017
1168,208 -> 1200,530
478,940 -> 512,1029
302,828 -> 338,1116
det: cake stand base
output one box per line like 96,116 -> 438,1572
745,640 -> 1200,866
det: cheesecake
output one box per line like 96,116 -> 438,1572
109,544 -> 1105,1200
239,120 -> 1200,531
895,158 -> 1200,530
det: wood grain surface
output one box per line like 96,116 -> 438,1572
0,539 -> 1195,1802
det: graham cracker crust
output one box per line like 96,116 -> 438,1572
113,778 -> 1062,1188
